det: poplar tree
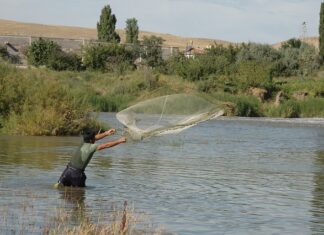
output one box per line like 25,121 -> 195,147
125,18 -> 139,44
320,2 -> 324,62
97,5 -> 120,43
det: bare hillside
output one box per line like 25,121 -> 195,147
0,19 -> 318,49
0,19 -> 230,49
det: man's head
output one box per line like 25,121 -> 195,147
82,128 -> 96,143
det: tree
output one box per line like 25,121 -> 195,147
125,18 -> 139,44
320,2 -> 324,62
27,38 -> 61,66
142,36 -> 164,67
97,5 -> 120,43
281,38 -> 302,49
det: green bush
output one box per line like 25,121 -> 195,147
27,38 -> 61,66
278,100 -> 301,118
82,43 -> 135,72
142,35 -> 164,67
234,97 -> 261,117
298,98 -> 324,117
236,43 -> 281,63
274,43 -> 321,77
236,61 -> 273,90
0,63 -> 102,135
281,38 -> 302,49
0,45 -> 9,60
47,51 -> 82,71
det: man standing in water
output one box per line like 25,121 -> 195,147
56,128 -> 126,187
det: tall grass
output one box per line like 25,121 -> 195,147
0,63 -> 102,135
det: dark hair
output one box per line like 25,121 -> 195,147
82,128 -> 96,143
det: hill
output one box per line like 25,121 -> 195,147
0,19 -> 231,49
0,18 -> 319,49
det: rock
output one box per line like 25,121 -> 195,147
249,87 -> 267,102
275,91 -> 284,107
293,91 -> 308,101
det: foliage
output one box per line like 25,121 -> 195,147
236,61 -> 273,90
274,43 -> 321,77
0,63 -> 101,135
281,38 -> 302,49
236,43 -> 281,63
82,43 -> 135,72
0,45 -> 9,60
27,38 -> 61,66
97,5 -> 120,43
206,44 -> 239,63
234,96 -> 261,117
298,98 -> 324,117
278,100 -> 301,118
47,50 -> 83,71
142,35 -> 164,67
320,2 -> 324,62
125,18 -> 139,44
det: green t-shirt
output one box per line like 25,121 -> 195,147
70,142 -> 99,170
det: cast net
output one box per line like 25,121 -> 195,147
116,94 -> 224,140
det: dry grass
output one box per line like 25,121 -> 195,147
0,18 -> 230,49
0,18 -> 318,50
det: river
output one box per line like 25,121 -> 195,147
0,114 -> 324,234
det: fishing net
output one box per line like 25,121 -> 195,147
116,94 -> 224,140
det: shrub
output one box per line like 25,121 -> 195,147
82,43 -> 135,72
274,43 -> 321,77
298,98 -> 324,117
236,43 -> 281,63
234,96 -> 261,117
27,38 -> 61,66
236,61 -> 273,90
47,51 -> 82,71
281,38 -> 302,49
278,100 -> 301,118
142,36 -> 164,67
0,45 -> 9,60
0,64 -> 102,135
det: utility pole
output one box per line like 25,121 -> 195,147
301,21 -> 307,42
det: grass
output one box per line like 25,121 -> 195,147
46,200 -> 161,235
0,18 -> 230,49
0,188 -> 163,235
0,62 -> 323,135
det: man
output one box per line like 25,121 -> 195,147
56,128 -> 126,187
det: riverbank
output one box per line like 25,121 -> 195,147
0,63 -> 323,135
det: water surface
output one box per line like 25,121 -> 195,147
0,114 -> 324,234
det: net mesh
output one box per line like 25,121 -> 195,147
116,94 -> 224,140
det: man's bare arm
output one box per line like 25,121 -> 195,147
97,137 -> 126,151
95,129 -> 116,141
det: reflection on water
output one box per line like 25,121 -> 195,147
311,151 -> 324,234
0,115 -> 324,235
58,187 -> 87,225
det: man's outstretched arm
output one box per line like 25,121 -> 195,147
95,129 -> 116,141
97,137 -> 126,151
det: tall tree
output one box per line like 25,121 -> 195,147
320,2 -> 324,62
125,18 -> 139,44
97,5 -> 120,43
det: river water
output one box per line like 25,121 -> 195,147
0,114 -> 324,235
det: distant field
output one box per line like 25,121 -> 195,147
0,18 -> 319,49
0,19 -> 231,49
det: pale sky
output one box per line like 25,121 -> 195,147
0,0 -> 322,43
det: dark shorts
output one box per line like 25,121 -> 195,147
58,164 -> 86,187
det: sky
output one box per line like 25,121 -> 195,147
0,0 -> 322,43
